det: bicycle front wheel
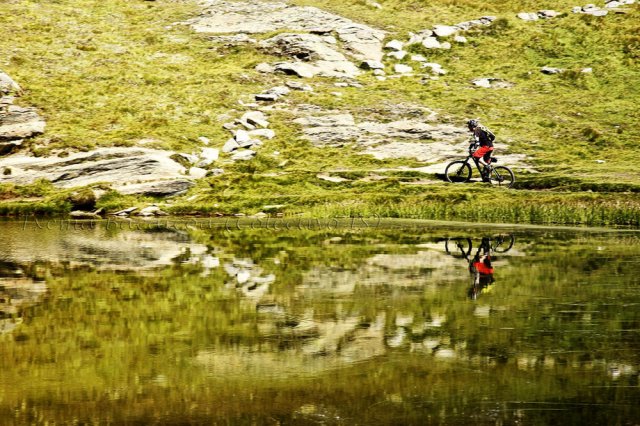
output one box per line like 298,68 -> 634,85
489,166 -> 515,188
445,161 -> 472,184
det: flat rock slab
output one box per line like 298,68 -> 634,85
0,106 -> 46,141
186,0 -> 386,61
0,147 -> 192,195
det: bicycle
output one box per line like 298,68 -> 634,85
444,143 -> 515,188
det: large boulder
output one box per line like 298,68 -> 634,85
0,105 -> 46,141
0,147 -> 193,196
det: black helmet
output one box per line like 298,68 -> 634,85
467,119 -> 479,130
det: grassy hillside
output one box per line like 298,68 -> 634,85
1,0 -> 639,225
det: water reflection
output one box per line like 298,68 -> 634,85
442,235 -> 515,299
0,220 -> 638,424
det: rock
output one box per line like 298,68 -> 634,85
189,167 -> 208,178
0,147 -> 191,191
265,86 -> 291,97
384,40 -> 404,51
248,129 -> 276,139
541,66 -> 564,74
222,138 -> 240,153
386,51 -> 407,60
117,179 -> 194,197
454,35 -> 467,43
285,80 -> 314,91
69,210 -> 101,219
538,9 -> 560,18
255,62 -> 276,73
517,12 -> 539,21
112,207 -> 138,216
317,173 -> 349,183
0,71 -> 23,95
242,111 -> 270,128
234,129 -> 251,143
410,54 -> 427,62
0,106 -> 46,141
432,25 -> 458,37
394,64 -> 413,74
581,67 -> 593,73
230,149 -> 256,161
273,62 -> 317,78
186,0 -> 386,61
360,60 -> 385,70
137,205 -> 169,217
198,136 -> 210,145
207,34 -> 257,45
421,37 -> 441,49
197,148 -> 219,167
422,63 -> 446,75
584,8 -> 608,16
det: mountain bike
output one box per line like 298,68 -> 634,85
444,144 -> 515,188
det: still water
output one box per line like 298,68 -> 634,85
1,218 -> 639,425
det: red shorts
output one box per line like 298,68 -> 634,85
473,146 -> 494,162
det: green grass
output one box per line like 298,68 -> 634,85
1,0 -> 639,226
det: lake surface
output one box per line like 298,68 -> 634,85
1,218 -> 639,425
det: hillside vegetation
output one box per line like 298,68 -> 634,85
0,0 -> 639,225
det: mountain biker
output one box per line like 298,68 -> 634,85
467,119 -> 495,182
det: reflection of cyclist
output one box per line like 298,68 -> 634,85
468,237 -> 495,300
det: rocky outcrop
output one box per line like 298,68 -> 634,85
0,105 -> 46,142
0,147 -> 194,196
0,71 -> 45,144
186,0 -> 386,61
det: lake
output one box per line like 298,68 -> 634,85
1,218 -> 639,425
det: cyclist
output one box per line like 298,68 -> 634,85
467,119 -> 495,182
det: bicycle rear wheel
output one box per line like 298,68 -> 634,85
445,161 -> 472,184
489,166 -> 515,188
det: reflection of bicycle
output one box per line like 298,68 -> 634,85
444,145 -> 515,188
443,234 -> 514,258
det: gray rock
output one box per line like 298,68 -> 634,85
0,147 -> 189,190
69,210 -> 102,219
234,129 -> 251,143
0,71 -> 22,95
517,12 -> 539,21
538,10 -> 560,18
242,111 -> 270,128
432,25 -> 458,37
117,180 -> 194,197
222,138 -> 240,153
262,33 -> 361,78
541,66 -> 564,74
189,167 -> 208,178
386,51 -> 407,60
422,37 -> 442,49
265,86 -> 291,97
187,0 -> 386,61
255,62 -> 276,73
394,64 -> 413,74
274,62 -> 317,78
0,105 -> 46,141
230,149 -> 256,161
384,39 -> 404,51
285,80 -> 314,91
248,129 -> 276,139
360,60 -> 385,70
